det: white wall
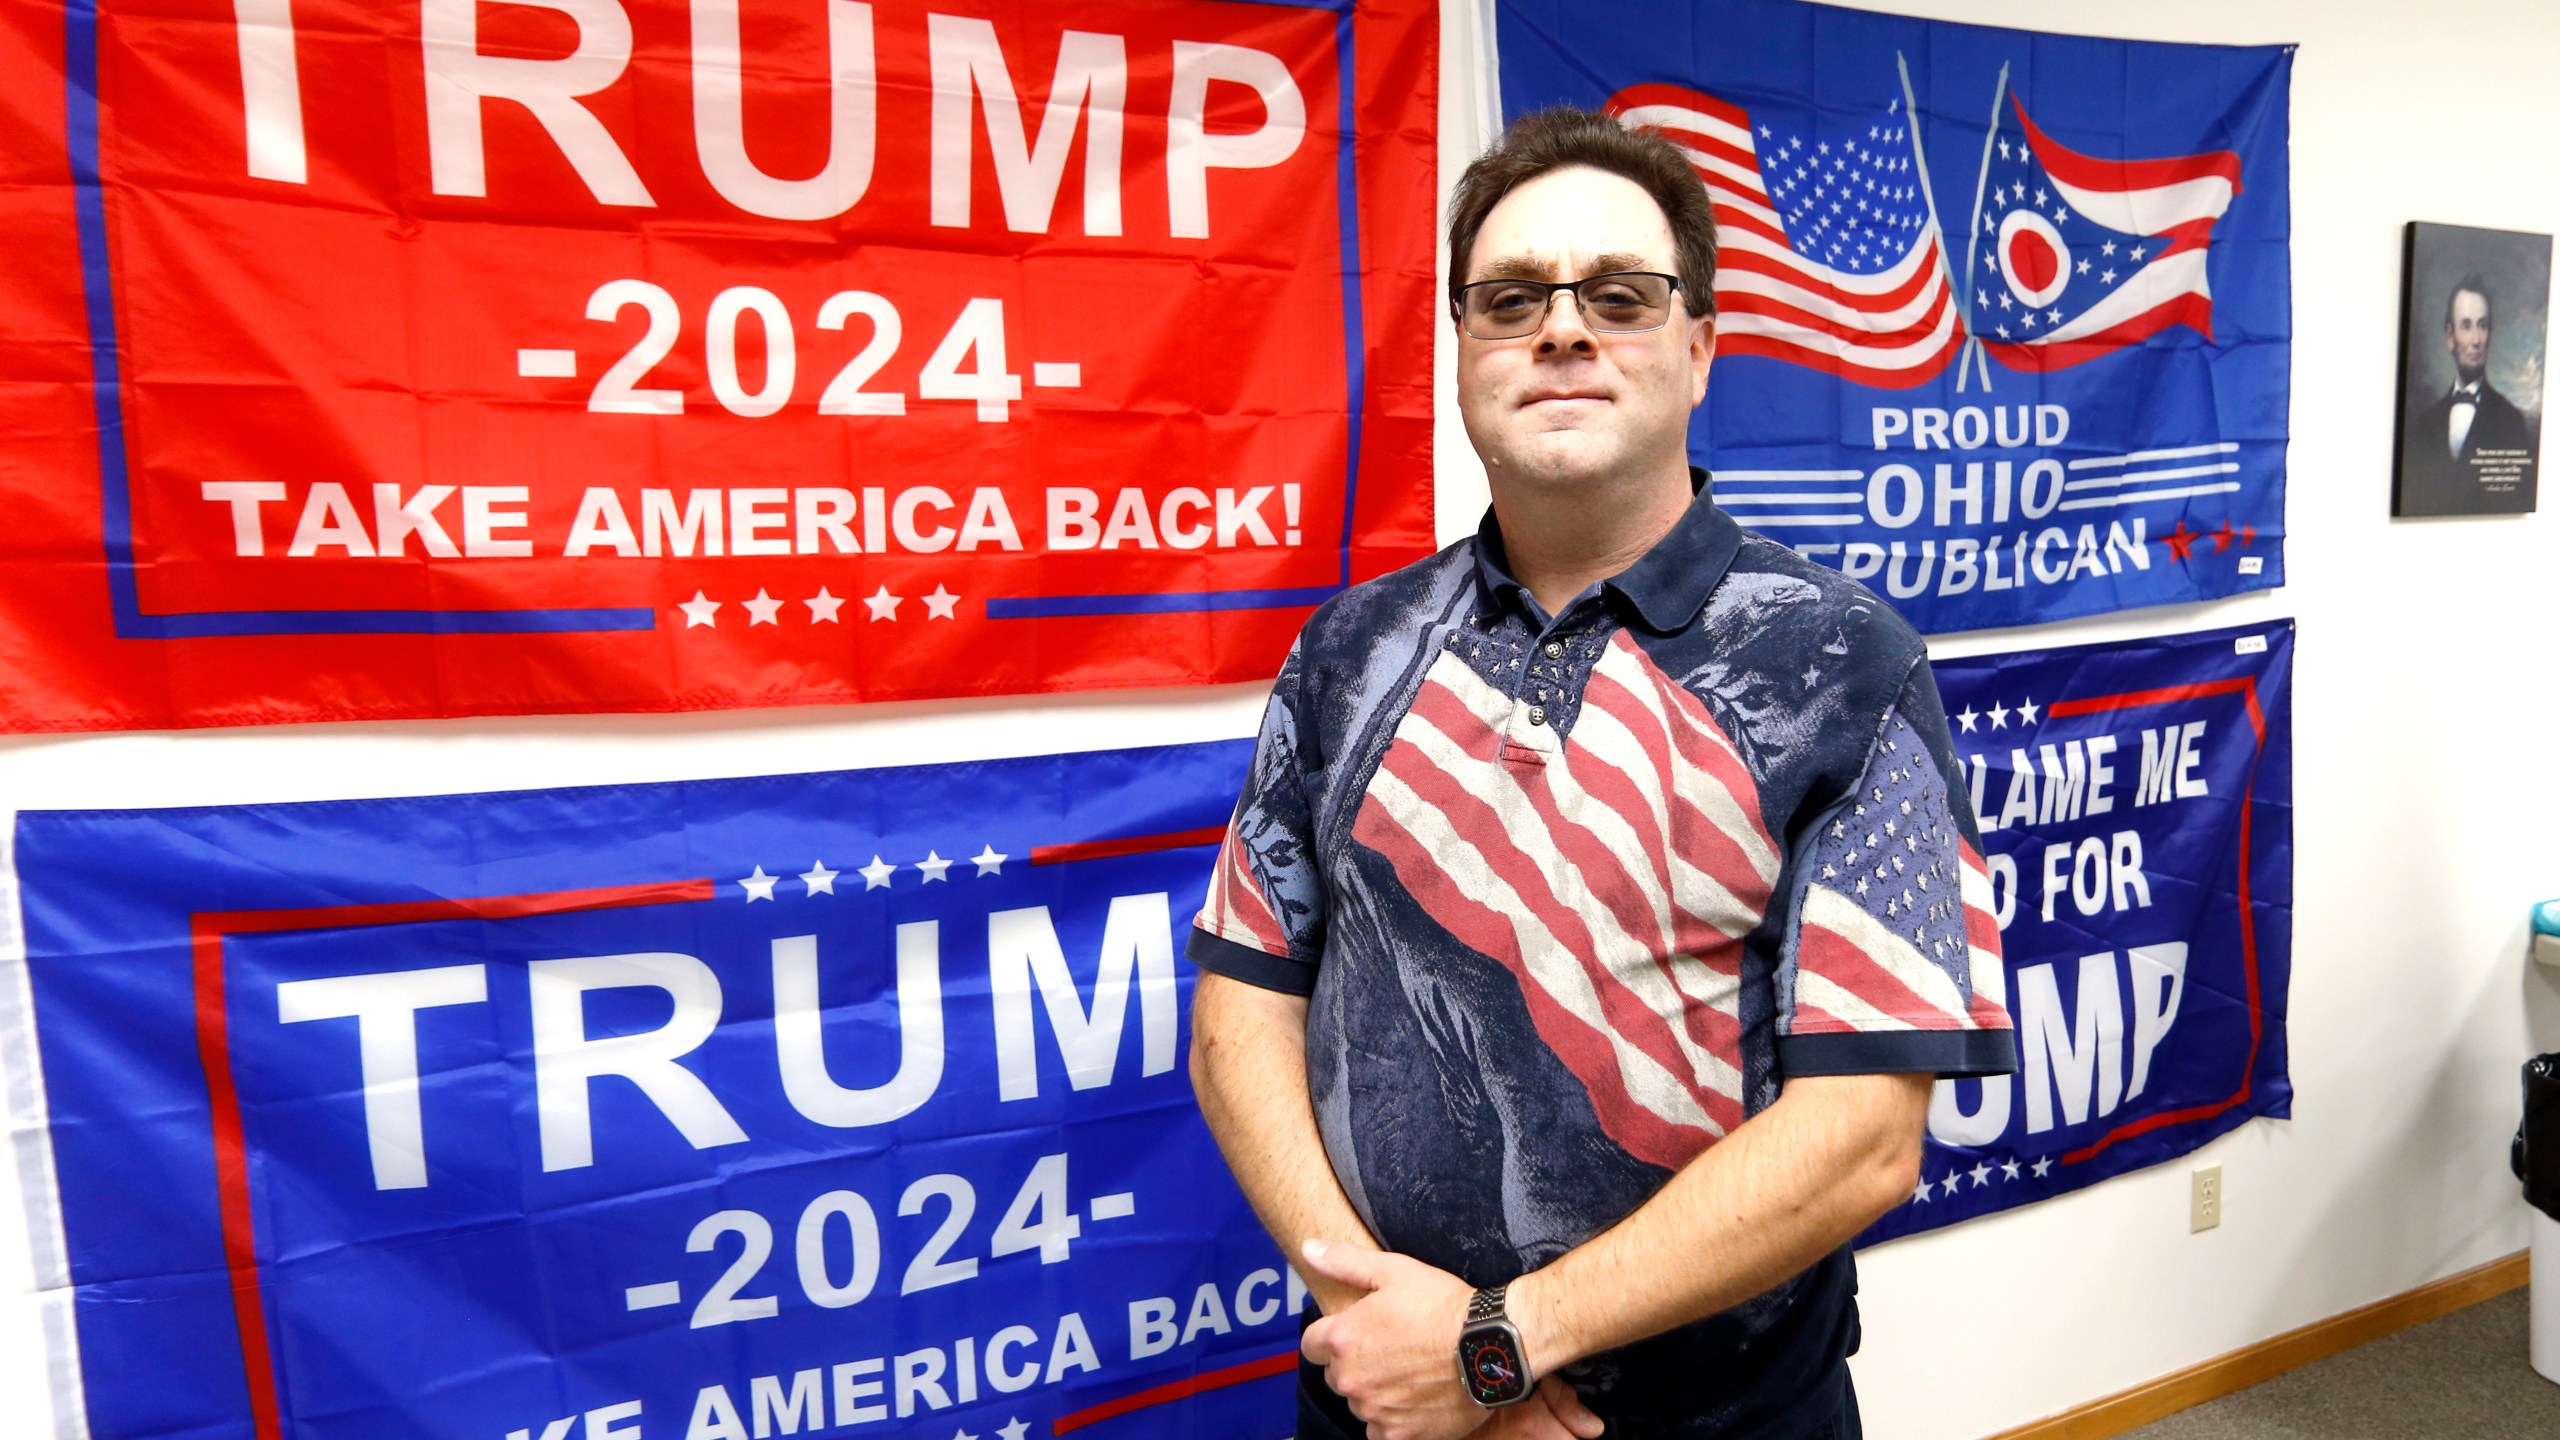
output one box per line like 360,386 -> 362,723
4,1 -> 2557,1435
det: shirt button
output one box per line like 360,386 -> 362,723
1527,705 -> 1548,727
1543,641 -> 1565,659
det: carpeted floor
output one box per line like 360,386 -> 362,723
2120,1288 -> 2560,1438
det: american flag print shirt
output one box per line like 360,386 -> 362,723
1187,481 -> 2018,1434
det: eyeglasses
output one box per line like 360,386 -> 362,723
1453,271 -> 1683,340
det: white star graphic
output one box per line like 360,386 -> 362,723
740,866 -> 779,902
2047,308 -> 2062,324
2032,1157 -> 2055,1178
2101,267 -> 2119,284
917,851 -> 951,883
1987,702 -> 2011,729
1912,1178 -> 1932,1204
1969,1162 -> 1993,1188
864,586 -> 902,621
998,1421 -> 1031,1440
2001,1159 -> 2023,1181
805,587 -> 845,623
950,1429 -> 978,1440
972,844 -> 1007,876
2101,240 -> 2118,256
1940,1174 -> 1961,1197
2076,258 -> 2092,275
2017,697 -> 2041,726
800,860 -> 838,896
860,855 -> 897,889
743,588 -> 783,625
2129,244 -> 2147,261
679,591 -> 721,628
923,585 -> 961,620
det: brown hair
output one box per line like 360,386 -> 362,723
1446,106 -> 1718,319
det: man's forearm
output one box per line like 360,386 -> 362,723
1188,970 -> 1378,1314
1509,1072 -> 1932,1373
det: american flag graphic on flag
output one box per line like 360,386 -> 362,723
1607,82 -> 1963,389
1970,96 -> 2242,371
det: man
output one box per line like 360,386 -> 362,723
1185,108 -> 2017,1440
2401,274 -> 2539,513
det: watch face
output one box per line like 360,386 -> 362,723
1459,1326 -> 1528,1405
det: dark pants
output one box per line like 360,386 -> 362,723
1294,1363 -> 1862,1440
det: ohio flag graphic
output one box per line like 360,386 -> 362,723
1972,95 -> 2242,373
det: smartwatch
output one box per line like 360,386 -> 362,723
1456,1284 -> 1534,1407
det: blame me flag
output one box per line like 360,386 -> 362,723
1499,0 -> 2293,633
0,0 -> 1437,730
1865,620 -> 2294,1243
0,743 -> 1306,1439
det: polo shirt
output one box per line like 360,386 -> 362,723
1186,473 -> 2018,1438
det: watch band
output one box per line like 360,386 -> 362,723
1467,1283 -> 1511,1324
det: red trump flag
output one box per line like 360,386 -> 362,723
0,0 -> 1437,729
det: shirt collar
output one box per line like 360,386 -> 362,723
1471,467 -> 1743,632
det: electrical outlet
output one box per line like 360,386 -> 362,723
2191,1164 -> 2223,1232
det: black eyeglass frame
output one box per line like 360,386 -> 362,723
1450,270 -> 1687,340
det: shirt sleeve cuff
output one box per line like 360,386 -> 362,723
1185,926 -> 1319,997
1779,1027 -> 2019,1078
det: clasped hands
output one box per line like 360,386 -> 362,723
1297,1238 -> 1606,1440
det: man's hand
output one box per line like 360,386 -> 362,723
1298,1239 -> 1603,1440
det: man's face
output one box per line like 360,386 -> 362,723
1454,166 -> 1715,493
2446,289 -> 2493,381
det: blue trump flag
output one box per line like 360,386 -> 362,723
1497,0 -> 2293,633
4,744 -> 1303,1440
1865,619 -> 2294,1242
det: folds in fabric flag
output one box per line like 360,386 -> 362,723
1973,96 -> 2242,371
2,742 -> 1306,1440
1499,0 -> 2293,635
1860,620 -> 2294,1243
1606,84 -> 1963,388
0,0 -> 1440,731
